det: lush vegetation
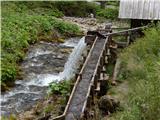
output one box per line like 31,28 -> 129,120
46,1 -> 119,20
52,1 -> 98,17
112,24 -> 160,120
1,1 -> 81,91
49,80 -> 71,95
96,1 -> 119,20
96,7 -> 118,20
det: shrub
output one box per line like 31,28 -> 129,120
96,7 -> 118,20
49,80 -> 71,95
53,1 -> 100,17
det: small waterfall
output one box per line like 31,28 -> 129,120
59,37 -> 86,80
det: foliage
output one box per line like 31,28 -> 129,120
96,7 -> 119,20
1,114 -> 16,120
49,80 -> 71,95
53,1 -> 100,17
44,104 -> 54,114
2,1 -> 64,18
106,63 -> 114,76
113,25 -> 160,120
1,1 -> 80,90
106,1 -> 119,6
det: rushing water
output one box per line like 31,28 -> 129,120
1,37 -> 86,116
59,37 -> 86,80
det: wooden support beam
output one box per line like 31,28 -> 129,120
83,56 -> 86,63
79,74 -> 82,81
126,33 -> 130,46
100,56 -> 103,66
97,65 -> 101,78
105,26 -> 147,37
87,96 -> 92,108
107,49 -> 111,56
112,58 -> 121,85
90,85 -> 95,104
98,73 -> 109,81
115,41 -> 127,48
94,74 -> 98,88
75,73 -> 79,80
95,82 -> 101,92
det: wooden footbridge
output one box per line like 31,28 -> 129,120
53,25 -> 147,120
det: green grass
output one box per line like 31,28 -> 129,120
111,24 -> 160,120
49,80 -> 71,95
1,1 -> 81,91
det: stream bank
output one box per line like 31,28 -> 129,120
1,37 -> 86,118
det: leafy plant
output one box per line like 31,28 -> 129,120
49,80 -> 71,95
96,7 -> 119,20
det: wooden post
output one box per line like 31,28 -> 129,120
126,32 -> 130,46
75,73 -> 79,80
90,85 -> 95,105
97,65 -> 101,78
100,56 -> 103,67
112,58 -> 121,85
83,56 -> 86,63
94,75 -> 98,89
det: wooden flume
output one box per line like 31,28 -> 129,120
52,25 -> 147,120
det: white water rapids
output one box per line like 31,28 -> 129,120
1,37 -> 86,116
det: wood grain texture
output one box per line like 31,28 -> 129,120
119,0 -> 160,20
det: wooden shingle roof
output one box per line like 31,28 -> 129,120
119,0 -> 160,20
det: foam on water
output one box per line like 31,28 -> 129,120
27,49 -> 52,59
61,37 -> 80,47
26,74 -> 61,86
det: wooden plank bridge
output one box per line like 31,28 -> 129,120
52,25 -> 147,120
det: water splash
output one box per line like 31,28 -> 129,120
59,37 -> 86,80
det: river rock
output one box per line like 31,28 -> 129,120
98,95 -> 120,114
